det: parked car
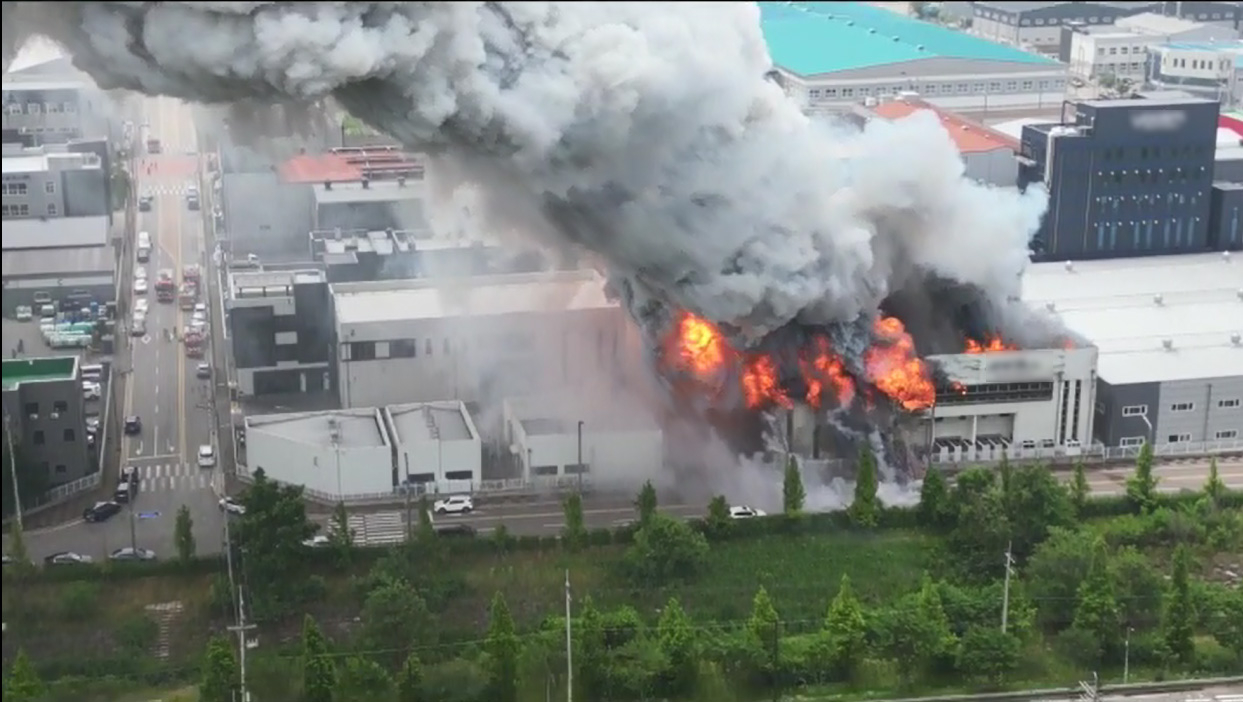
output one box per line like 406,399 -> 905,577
196,362 -> 212,379
433,495 -> 474,515
124,416 -> 142,435
133,278 -> 149,295
121,464 -> 141,488
45,552 -> 93,566
114,481 -> 134,504
218,496 -> 245,515
302,535 -> 331,548
197,444 -> 216,468
110,547 -> 156,562
729,506 -> 767,520
434,524 -> 478,538
85,416 -> 101,433
82,381 -> 102,400
83,501 -> 122,523
138,194 -> 154,211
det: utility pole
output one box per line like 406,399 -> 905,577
1001,541 -> 1015,633
1123,626 -> 1133,684
128,500 -> 138,552
576,421 -> 584,491
228,586 -> 257,702
564,569 -> 573,702
404,454 -> 413,541
3,413 -> 24,529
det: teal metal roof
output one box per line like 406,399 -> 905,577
760,2 -> 1059,76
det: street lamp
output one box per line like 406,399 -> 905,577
1123,626 -> 1133,684
576,420 -> 584,491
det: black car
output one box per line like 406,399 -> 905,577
124,416 -> 142,435
120,465 -> 141,488
114,481 -> 134,504
138,194 -> 153,212
83,501 -> 122,523
434,524 -> 478,538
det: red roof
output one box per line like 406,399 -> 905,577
868,99 -> 1019,154
279,154 -> 364,184
279,146 -> 426,185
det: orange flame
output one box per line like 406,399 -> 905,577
676,313 -> 730,379
802,337 -> 856,409
964,335 -> 1020,354
742,355 -> 792,409
865,317 -> 937,412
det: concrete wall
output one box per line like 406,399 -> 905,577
502,396 -> 664,483
1153,375 -> 1243,444
396,437 -> 482,493
965,148 -> 1020,187
246,429 -> 393,496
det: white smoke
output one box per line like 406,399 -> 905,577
2,1 -> 1047,352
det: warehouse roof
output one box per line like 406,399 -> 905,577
864,99 -> 1018,153
332,270 -> 615,326
2,215 -> 110,250
760,1 -> 1056,76
245,408 -> 388,449
2,244 -> 115,278
1021,253 -> 1243,385
387,401 -> 477,443
312,180 -> 424,206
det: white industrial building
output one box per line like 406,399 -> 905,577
503,393 -> 664,486
384,401 -> 482,495
1022,253 -> 1243,452
1148,41 -> 1243,106
1067,13 -> 1239,83
332,270 -> 640,410
923,346 -> 1100,464
761,2 -> 1069,114
243,408 -> 395,500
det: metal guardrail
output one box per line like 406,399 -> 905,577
930,439 -> 1243,466
833,676 -> 1243,702
13,471 -> 102,520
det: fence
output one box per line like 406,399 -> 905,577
929,437 -> 1243,467
13,471 -> 102,520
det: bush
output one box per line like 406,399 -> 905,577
115,613 -> 159,653
59,581 -> 101,620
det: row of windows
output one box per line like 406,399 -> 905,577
2,203 -> 31,217
982,10 -> 1231,25
1090,218 -> 1202,252
1094,169 -> 1208,189
1121,399 -> 1241,417
808,78 -> 1065,102
1120,429 -> 1240,446
3,101 -> 78,116
1092,194 -> 1204,208
2,181 -> 57,196
342,333 -> 537,362
30,427 -> 77,445
1100,145 -> 1210,161
1166,57 -> 1232,73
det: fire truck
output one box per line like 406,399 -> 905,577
178,281 -> 198,311
182,264 -> 201,286
154,269 -> 176,302
184,326 -> 205,358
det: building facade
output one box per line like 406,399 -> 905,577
1208,182 -> 1243,250
1095,374 -> 1243,449
973,2 -> 1241,53
243,408 -> 394,499
385,401 -> 483,494
309,226 -> 549,284
1,356 -> 92,485
1,215 -> 115,316
1,78 -> 113,146
1149,42 -> 1243,103
332,271 -> 642,410
2,147 -> 108,220
1020,95 -> 1220,260
226,269 -> 334,397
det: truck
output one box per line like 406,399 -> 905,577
182,264 -> 201,286
155,269 -> 176,302
184,327 -> 205,358
178,282 -> 198,311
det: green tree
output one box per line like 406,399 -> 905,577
360,578 -> 436,669
338,656 -> 393,699
1006,464 -> 1075,560
1070,538 -> 1121,663
747,585 -> 782,678
576,596 -> 607,701
705,495 -> 732,538
562,491 -> 587,551
849,444 -> 880,528
636,479 -> 658,528
485,593 -> 520,702
236,469 -> 319,618
656,597 -> 697,698
917,468 -> 953,530
947,472 -> 1011,581
5,517 -> 30,567
396,652 -> 424,702
624,513 -> 709,585
1112,547 -> 1165,630
302,615 -> 336,702
998,454 -> 1014,504
783,455 -> 805,516
956,626 -> 1020,687
1207,586 -> 1243,657
3,648 -> 45,702
1125,441 -> 1158,513
823,574 -> 868,677
1070,459 -> 1090,514
1026,527 -> 1096,630
199,636 -> 238,702
1204,457 -> 1225,502
1163,544 -> 1196,665
330,500 -> 355,565
174,504 -> 196,564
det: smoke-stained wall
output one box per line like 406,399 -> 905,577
220,172 -> 315,259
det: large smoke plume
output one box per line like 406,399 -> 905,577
4,2 -> 1061,492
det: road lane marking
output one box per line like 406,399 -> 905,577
134,440 -> 144,456
153,425 -> 159,452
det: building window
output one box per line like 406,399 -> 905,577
1219,398 -> 1241,409
424,339 -> 433,357
47,203 -> 57,216
33,430 -> 45,445
54,464 -> 67,474
1121,404 -> 1148,417
1167,433 -> 1192,443
23,402 -> 38,416
390,339 -> 417,358
63,428 -> 75,442
1216,429 -> 1239,440
14,203 -> 28,217
3,182 -> 29,196
44,180 -> 55,194
1118,436 -> 1146,447
26,103 -> 40,115
52,400 -> 68,414
1170,402 -> 1194,412
349,341 -> 376,361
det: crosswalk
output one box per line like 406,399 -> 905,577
329,511 -> 409,546
132,462 -> 213,493
141,182 -> 197,197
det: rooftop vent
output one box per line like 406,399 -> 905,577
1224,250 -> 1232,262
361,177 -> 370,189
1232,332 -> 1242,346
892,35 -> 901,41
1153,293 -> 1164,306
397,175 -> 406,187
1045,302 -> 1057,313
323,180 -> 332,190
1162,338 -> 1174,351
868,28 -> 877,34
1064,260 -> 1074,272
1237,288 -> 1243,301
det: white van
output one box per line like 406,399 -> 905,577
137,231 -> 151,248
80,364 -> 104,382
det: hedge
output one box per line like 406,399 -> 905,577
5,488 -> 1237,586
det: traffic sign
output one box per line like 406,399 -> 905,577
138,511 -> 161,520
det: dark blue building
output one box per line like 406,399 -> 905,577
1208,182 -> 1243,251
1019,95 -> 1219,261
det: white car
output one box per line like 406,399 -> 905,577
135,266 -> 148,280
110,547 -> 156,562
134,298 -> 149,314
433,495 -> 474,515
82,381 -> 102,400
45,552 -> 94,566
218,496 -> 245,515
197,444 -> 216,468
194,302 -> 207,314
15,306 -> 32,321
729,506 -> 767,520
133,278 -> 148,295
302,534 -> 331,548
191,311 -> 207,328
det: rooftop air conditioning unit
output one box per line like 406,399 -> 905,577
1064,260 -> 1074,272
1153,294 -> 1164,306
1232,333 -> 1242,346
1162,338 -> 1174,351
1223,250 -> 1231,262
